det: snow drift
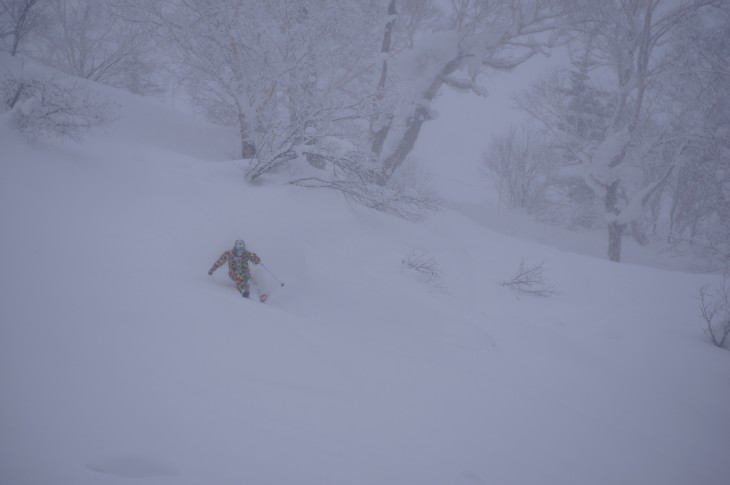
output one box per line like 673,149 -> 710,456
1,56 -> 729,485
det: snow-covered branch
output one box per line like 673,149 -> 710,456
501,259 -> 557,298
699,271 -> 730,349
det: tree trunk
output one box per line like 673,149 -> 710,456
11,31 -> 20,56
9,0 -> 40,57
378,56 -> 463,184
238,113 -> 255,158
608,221 -> 625,262
605,180 -> 624,262
8,82 -> 26,108
369,0 -> 397,159
378,103 -> 432,184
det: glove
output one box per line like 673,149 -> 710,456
208,270 -> 213,275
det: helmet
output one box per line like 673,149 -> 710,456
233,239 -> 246,253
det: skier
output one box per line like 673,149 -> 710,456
208,239 -> 261,298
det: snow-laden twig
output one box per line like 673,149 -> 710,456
401,250 -> 445,289
699,272 -> 730,349
501,259 -> 557,298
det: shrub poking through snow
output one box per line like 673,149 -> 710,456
698,271 -> 730,349
1,75 -> 115,140
501,259 -> 557,298
401,249 -> 444,289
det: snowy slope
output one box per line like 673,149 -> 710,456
1,61 -> 729,485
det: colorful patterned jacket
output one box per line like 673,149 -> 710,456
208,250 -> 261,280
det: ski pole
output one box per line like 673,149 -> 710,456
261,262 -> 285,287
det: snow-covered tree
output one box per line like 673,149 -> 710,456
127,0 -> 382,179
32,0 -> 157,94
117,1 -> 576,218
371,0 -> 573,186
1,74 -> 115,140
520,0 -> 716,262
516,60 -> 612,227
0,0 -> 46,56
300,0 -> 577,217
661,6 -> 730,263
483,124 -> 548,212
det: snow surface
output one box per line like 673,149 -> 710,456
1,57 -> 730,485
